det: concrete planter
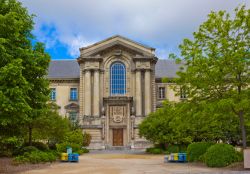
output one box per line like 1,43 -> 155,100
244,149 -> 250,169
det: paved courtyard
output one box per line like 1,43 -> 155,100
17,150 -> 250,174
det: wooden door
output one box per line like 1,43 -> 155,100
113,129 -> 123,146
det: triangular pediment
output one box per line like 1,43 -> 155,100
79,35 -> 155,57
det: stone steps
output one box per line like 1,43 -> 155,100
106,146 -> 131,150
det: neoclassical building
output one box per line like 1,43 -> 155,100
48,35 -> 184,149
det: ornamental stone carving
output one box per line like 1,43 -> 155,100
85,61 -> 99,69
109,106 -> 126,124
112,106 -> 124,123
135,61 -> 151,69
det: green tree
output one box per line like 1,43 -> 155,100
139,101 -> 241,146
25,43 -> 50,145
139,102 -> 176,145
32,110 -> 71,145
171,5 -> 250,148
0,0 -> 50,146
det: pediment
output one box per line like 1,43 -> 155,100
64,103 -> 79,110
79,35 -> 155,57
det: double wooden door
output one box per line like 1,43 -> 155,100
113,129 -> 123,146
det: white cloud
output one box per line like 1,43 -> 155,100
60,35 -> 95,57
20,0 -> 250,59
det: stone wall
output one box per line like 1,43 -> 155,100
49,80 -> 79,116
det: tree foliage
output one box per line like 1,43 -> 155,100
171,5 -> 250,148
0,0 -> 50,148
140,6 -> 249,146
139,101 -> 241,146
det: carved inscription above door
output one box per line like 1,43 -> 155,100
109,106 -> 126,125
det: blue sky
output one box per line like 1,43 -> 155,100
20,0 -> 249,60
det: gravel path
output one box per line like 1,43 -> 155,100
0,158 -> 51,174
15,151 -> 250,174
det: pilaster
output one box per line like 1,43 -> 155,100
84,70 -> 91,116
135,70 -> 142,116
93,70 -> 100,116
144,69 -> 151,115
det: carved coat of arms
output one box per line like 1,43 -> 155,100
111,106 -> 124,123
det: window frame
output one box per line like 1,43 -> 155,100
158,87 -> 166,99
50,88 -> 56,101
110,62 -> 126,96
70,88 -> 78,101
68,112 -> 77,123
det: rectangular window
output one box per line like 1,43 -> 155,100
69,112 -> 77,123
70,88 -> 78,101
180,87 -> 187,99
158,87 -> 165,99
50,88 -> 56,101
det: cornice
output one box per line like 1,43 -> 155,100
133,56 -> 158,63
49,78 -> 79,83
82,68 -> 104,73
77,56 -> 103,63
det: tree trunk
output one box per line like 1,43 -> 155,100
28,125 -> 32,146
239,111 -> 247,149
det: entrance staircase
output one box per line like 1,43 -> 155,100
106,146 -> 131,150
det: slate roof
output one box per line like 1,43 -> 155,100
155,59 -> 184,78
48,60 -> 80,79
48,59 -> 183,79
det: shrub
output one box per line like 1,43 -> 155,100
64,130 -> 83,145
179,145 -> 187,153
235,151 -> 243,162
77,148 -> 89,154
56,142 -> 81,153
187,142 -> 214,162
166,144 -> 187,153
82,132 -> 91,147
204,144 -> 241,167
146,147 -> 163,154
14,155 -> 29,163
0,136 -> 22,157
14,150 -> 57,164
48,142 -> 57,150
20,146 -> 38,155
24,142 -> 49,151
166,145 -> 179,153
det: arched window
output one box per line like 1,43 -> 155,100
110,62 -> 126,96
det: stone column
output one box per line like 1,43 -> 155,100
93,70 -> 100,116
79,70 -> 84,118
131,115 -> 135,140
84,70 -> 91,116
144,69 -> 151,115
101,115 -> 105,140
135,70 -> 142,116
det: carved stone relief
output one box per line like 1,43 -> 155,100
109,106 -> 127,125
85,62 -> 99,69
135,61 -> 151,69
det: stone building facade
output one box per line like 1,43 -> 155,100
48,35 -> 184,149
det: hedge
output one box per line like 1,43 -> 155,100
187,142 -> 214,162
56,142 -> 81,153
146,147 -> 163,154
14,150 -> 57,164
204,144 -> 242,167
